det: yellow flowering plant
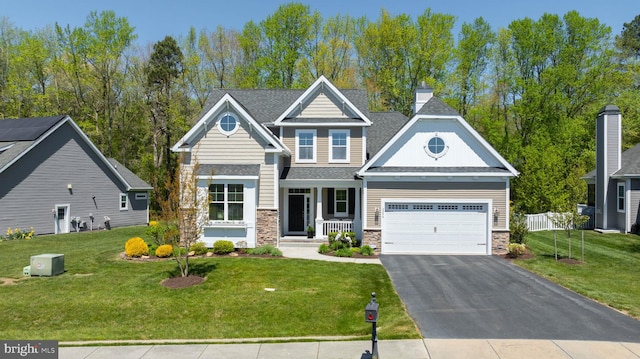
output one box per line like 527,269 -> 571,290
2,227 -> 34,241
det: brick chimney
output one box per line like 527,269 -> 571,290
595,105 -> 621,229
414,82 -> 433,114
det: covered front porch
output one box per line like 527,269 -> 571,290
279,182 -> 362,240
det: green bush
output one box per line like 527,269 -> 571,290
318,243 -> 330,254
2,227 -> 35,241
360,245 -> 374,256
155,244 -> 173,258
327,232 -> 339,243
344,231 -> 358,247
335,248 -> 353,257
191,241 -> 209,255
213,240 -> 235,255
330,240 -> 345,251
125,237 -> 149,257
145,221 -> 166,245
246,245 -> 282,256
510,212 -> 529,244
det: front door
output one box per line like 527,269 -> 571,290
288,195 -> 305,232
55,204 -> 70,234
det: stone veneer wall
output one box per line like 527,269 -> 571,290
363,229 -> 382,254
492,230 -> 510,255
256,209 -> 278,246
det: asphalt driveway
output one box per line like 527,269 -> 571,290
380,255 -> 640,342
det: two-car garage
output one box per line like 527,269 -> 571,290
380,200 -> 492,255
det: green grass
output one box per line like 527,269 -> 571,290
0,227 -> 418,341
513,230 -> 640,319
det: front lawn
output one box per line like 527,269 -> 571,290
0,227 -> 418,341
513,230 -> 640,319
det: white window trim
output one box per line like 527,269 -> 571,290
334,188 -> 348,218
209,183 -> 245,222
119,193 -> 128,211
295,129 -> 317,163
329,129 -> 350,163
217,111 -> 239,136
617,182 -> 625,213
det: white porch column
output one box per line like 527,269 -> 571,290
354,187 -> 361,237
315,186 -> 323,238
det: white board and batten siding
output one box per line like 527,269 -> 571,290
381,199 -> 491,255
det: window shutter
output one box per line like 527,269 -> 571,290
328,188 -> 334,215
349,188 -> 355,215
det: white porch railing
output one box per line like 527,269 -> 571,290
322,219 -> 353,235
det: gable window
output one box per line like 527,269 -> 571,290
424,134 -> 448,159
334,189 -> 348,217
329,129 -> 350,163
218,112 -> 238,136
119,193 -> 128,211
209,183 -> 244,221
617,183 -> 625,212
295,129 -> 316,162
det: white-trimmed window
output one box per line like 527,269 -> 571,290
295,129 -> 316,163
334,188 -> 348,217
119,193 -> 128,211
617,183 -> 625,212
329,129 -> 350,163
209,183 -> 244,221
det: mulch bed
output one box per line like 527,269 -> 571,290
319,251 -> 379,259
161,275 -> 206,289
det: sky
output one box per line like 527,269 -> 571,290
1,0 -> 638,46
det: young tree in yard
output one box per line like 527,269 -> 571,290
160,156 -> 210,277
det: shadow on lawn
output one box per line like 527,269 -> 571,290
166,262 -> 217,278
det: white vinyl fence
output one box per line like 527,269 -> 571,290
525,210 -> 595,232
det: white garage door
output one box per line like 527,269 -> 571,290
381,201 -> 490,255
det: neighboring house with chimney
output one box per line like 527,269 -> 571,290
172,76 -> 518,255
583,105 -> 640,233
0,115 -> 152,235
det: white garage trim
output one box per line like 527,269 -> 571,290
381,198 -> 492,255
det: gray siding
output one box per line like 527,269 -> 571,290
595,110 -> 621,229
0,122 -> 147,235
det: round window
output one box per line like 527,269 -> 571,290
424,135 -> 448,159
218,113 -> 238,135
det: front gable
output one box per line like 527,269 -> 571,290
274,76 -> 372,127
359,114 -> 518,177
172,93 -> 289,160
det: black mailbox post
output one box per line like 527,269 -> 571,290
361,292 -> 379,359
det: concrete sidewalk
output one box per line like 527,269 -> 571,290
58,339 -> 640,359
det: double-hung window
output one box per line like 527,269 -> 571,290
334,188 -> 348,217
617,183 -> 625,212
119,193 -> 128,210
296,129 -> 316,163
329,129 -> 350,163
209,184 -> 244,221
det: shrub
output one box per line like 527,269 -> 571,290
335,248 -> 353,257
318,243 -> 330,254
191,241 -> 209,255
344,231 -> 358,247
125,237 -> 149,257
360,245 -> 374,256
327,232 -> 339,243
155,244 -> 173,258
213,240 -> 235,255
507,243 -> 526,257
146,221 -> 166,245
330,240 -> 345,251
246,245 -> 282,256
510,212 -> 529,244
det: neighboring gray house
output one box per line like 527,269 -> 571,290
583,105 -> 640,233
0,115 -> 152,235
